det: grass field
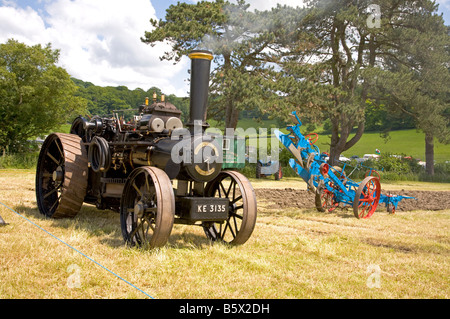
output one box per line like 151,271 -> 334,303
0,169 -> 448,299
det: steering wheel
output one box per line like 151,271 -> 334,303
305,133 -> 319,145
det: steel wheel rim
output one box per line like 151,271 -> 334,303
120,167 -> 174,248
203,171 -> 257,245
35,133 -> 88,219
36,135 -> 65,217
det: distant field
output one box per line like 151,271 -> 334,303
229,119 -> 450,164
337,130 -> 450,164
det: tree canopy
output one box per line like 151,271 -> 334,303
142,0 -> 291,129
277,0 -> 449,171
0,39 -> 86,153
72,78 -> 190,123
141,0 -> 449,174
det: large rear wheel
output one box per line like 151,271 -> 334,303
35,133 -> 88,218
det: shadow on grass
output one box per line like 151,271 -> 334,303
13,204 -> 216,251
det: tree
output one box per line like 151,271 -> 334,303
277,0 -> 379,165
141,0 -> 289,129
278,0 -> 448,168
0,39 -> 86,153
363,8 -> 450,175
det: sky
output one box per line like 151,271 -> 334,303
0,0 -> 449,97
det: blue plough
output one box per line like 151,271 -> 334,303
274,111 -> 415,219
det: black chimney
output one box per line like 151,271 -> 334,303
187,50 -> 213,130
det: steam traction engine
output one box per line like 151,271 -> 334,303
35,51 -> 257,248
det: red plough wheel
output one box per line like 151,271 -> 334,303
353,176 -> 381,219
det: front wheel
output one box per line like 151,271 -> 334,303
202,171 -> 257,245
120,167 -> 175,248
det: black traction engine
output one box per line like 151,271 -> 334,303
35,50 -> 257,248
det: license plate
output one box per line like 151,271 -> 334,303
178,197 -> 229,222
197,203 -> 227,214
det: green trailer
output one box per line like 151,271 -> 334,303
222,136 -> 246,170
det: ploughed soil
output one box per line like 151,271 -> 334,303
255,188 -> 450,212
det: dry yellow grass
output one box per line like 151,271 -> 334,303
0,169 -> 449,299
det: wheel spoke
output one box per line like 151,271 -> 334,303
232,216 -> 238,235
54,140 -> 64,158
145,175 -> 151,193
46,152 -> 60,165
43,186 -> 60,199
229,211 -> 243,220
48,194 -> 62,212
231,195 -> 242,204
232,182 -> 236,200
132,182 -> 142,197
227,219 -> 236,238
226,180 -> 234,197
145,207 -> 157,213
222,219 -> 232,238
129,221 -> 140,244
219,182 -> 227,198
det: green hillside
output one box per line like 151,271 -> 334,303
229,119 -> 449,164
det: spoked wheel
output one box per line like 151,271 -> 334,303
203,171 -> 257,245
120,167 -> 175,248
70,116 -> 88,143
305,133 -> 319,145
365,169 -> 381,180
315,188 -> 338,213
36,133 -> 88,219
353,176 -> 381,219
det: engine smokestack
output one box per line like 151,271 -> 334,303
188,50 -> 213,130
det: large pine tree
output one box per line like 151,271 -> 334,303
141,0 -> 291,129
279,0 -> 449,172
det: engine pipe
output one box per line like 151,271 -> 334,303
187,50 -> 213,130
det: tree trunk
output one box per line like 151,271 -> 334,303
425,132 -> 434,176
225,103 -> 239,129
223,53 -> 240,129
329,114 -> 350,166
